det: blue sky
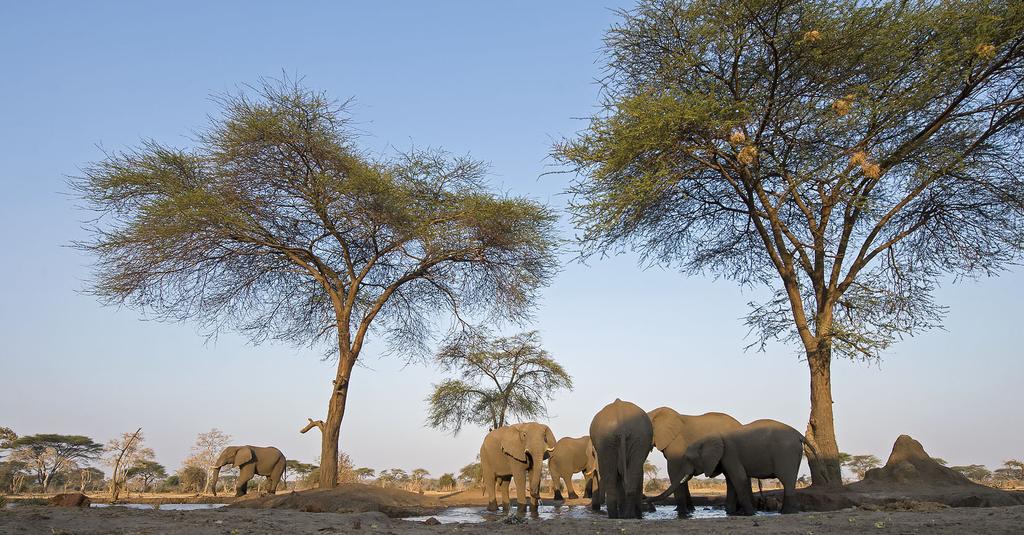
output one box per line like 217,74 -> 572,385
1,1 -> 1021,479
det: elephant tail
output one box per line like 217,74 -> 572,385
618,435 -> 628,481
800,434 -> 821,460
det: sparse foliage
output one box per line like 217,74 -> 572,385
74,78 -> 560,488
556,0 -> 1024,486
105,429 -> 153,500
177,465 -> 207,493
438,472 -> 456,491
427,330 -> 572,433
458,462 -> 483,488
951,464 -> 992,482
182,428 -> 232,494
126,460 -> 167,492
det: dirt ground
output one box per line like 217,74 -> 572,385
3,503 -> 1024,534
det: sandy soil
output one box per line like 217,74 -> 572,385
3,504 -> 1024,534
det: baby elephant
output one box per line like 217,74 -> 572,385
649,419 -> 805,515
548,435 -> 598,501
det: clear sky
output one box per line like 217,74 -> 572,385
1,1 -> 1021,480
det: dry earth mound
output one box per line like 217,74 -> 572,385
848,434 -> 1021,508
229,483 -> 445,517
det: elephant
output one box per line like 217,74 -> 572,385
648,406 -> 741,515
210,445 -> 286,497
479,422 -> 556,515
647,419 -> 806,515
589,399 -> 654,519
548,435 -> 598,501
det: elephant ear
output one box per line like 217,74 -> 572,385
649,407 -> 685,451
233,446 -> 255,466
699,437 -> 725,478
500,429 -> 528,464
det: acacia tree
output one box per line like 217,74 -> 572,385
841,454 -> 881,480
105,429 -> 153,500
126,460 -> 167,492
75,80 -> 559,487
10,434 -> 102,492
426,330 -> 572,433
556,0 -> 1024,486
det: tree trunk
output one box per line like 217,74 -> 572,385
318,349 -> 357,489
805,343 -> 843,487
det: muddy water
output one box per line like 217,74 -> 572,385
404,504 -> 779,523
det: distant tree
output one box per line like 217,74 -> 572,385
377,468 -> 409,489
556,0 -> 1024,486
1002,460 -> 1024,480
78,466 -> 106,493
353,467 -> 376,482
104,429 -> 153,500
932,457 -> 949,466
951,464 -> 992,482
411,468 -> 430,493
177,465 -> 207,493
0,427 -> 16,459
427,330 -> 572,433
458,462 -> 482,489
0,460 -> 29,493
438,473 -> 456,491
842,454 -> 882,480
74,79 -> 559,488
10,434 -> 102,492
181,429 -> 232,494
285,460 -> 317,489
126,460 -> 167,492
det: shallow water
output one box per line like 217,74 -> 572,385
403,504 -> 779,523
90,503 -> 228,510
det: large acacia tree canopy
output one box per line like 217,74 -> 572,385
557,0 -> 1024,360
75,80 -> 560,358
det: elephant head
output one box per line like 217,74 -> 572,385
504,423 -> 556,506
646,435 -> 725,503
210,445 -> 254,496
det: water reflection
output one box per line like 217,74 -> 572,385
403,504 -> 779,524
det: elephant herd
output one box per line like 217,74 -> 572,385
481,399 -> 808,519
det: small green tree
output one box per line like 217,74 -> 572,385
427,330 -> 572,433
126,460 -> 167,492
177,465 -> 207,493
841,454 -> 881,480
411,468 -> 430,493
353,467 -> 376,482
438,473 -> 456,491
458,462 -> 482,489
75,79 -> 559,488
556,0 -> 1024,486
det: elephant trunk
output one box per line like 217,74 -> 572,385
209,466 -> 221,496
646,474 -> 691,503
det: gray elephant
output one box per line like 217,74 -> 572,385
548,435 -> 598,501
589,399 -> 653,519
648,406 -> 741,514
210,445 -> 286,497
648,419 -> 806,515
480,422 -> 556,514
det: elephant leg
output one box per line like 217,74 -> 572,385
498,477 -> 511,512
723,462 -> 754,516
267,460 -> 285,495
511,469 -> 528,516
483,463 -> 498,512
622,460 -> 643,518
566,472 -> 579,499
236,464 -> 256,497
607,474 -> 624,519
780,474 -> 799,514
583,474 -> 594,499
590,479 -> 604,511
551,469 -> 563,501
724,476 -> 739,514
